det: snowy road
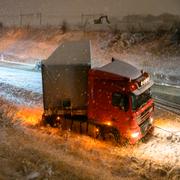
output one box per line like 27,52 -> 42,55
0,65 -> 180,104
152,84 -> 180,104
0,66 -> 42,93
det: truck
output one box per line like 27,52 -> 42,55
41,40 -> 154,144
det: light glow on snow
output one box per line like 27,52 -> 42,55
155,118 -> 180,135
16,107 -> 42,126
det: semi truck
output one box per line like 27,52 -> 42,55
41,40 -> 154,144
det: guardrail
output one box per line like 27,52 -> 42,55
0,59 -> 41,72
154,97 -> 180,115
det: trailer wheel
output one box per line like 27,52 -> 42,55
41,114 -> 47,126
42,114 -> 53,126
54,116 -> 62,128
42,115 -> 63,127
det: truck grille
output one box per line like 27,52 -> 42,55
140,118 -> 151,135
137,106 -> 153,125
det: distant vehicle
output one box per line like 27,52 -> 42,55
41,41 -> 154,144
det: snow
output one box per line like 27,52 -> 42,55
133,128 -> 180,166
0,29 -> 180,179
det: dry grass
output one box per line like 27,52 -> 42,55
0,98 -> 180,179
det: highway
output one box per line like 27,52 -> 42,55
0,66 -> 42,94
152,84 -> 180,105
0,64 -> 179,106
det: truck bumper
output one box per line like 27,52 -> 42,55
127,116 -> 154,144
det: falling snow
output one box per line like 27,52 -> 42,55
0,28 -> 180,179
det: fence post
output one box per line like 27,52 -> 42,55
20,14 -> 23,26
37,13 -> 42,26
39,13 -> 42,26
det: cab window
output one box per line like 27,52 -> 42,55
112,93 -> 129,111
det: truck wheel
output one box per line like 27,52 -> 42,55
104,128 -> 120,144
119,133 -> 128,146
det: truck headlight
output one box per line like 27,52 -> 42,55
131,132 -> 140,138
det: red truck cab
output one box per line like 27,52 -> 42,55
41,41 -> 154,144
88,59 -> 154,144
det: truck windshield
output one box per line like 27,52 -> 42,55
131,89 -> 152,110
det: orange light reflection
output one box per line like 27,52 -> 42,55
16,107 -> 42,126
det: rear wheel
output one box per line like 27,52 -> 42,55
42,114 -> 63,127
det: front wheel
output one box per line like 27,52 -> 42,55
105,128 -> 128,146
100,127 -> 120,144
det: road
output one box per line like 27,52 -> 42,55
152,84 -> 180,104
0,65 -> 179,105
0,66 -> 42,94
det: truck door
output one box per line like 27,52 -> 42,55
110,92 -> 130,128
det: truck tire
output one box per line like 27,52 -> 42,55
100,127 -> 120,144
118,132 -> 129,146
